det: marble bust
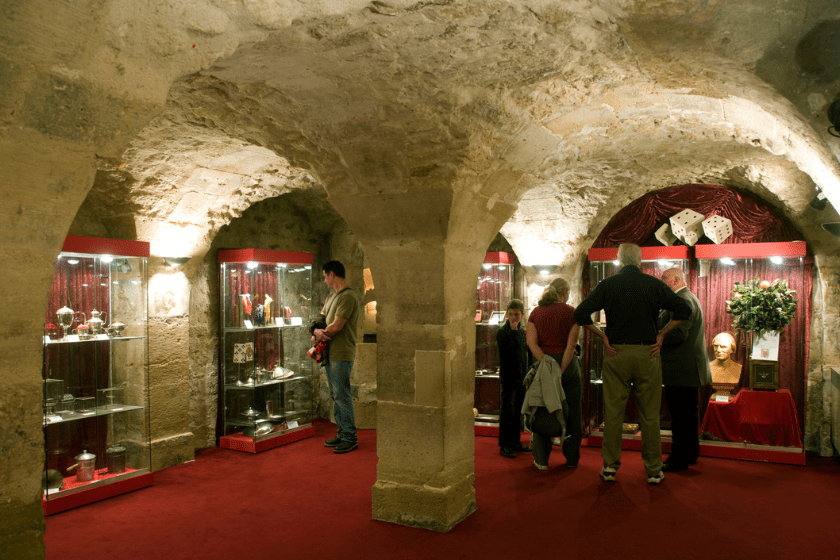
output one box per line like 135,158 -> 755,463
710,332 -> 742,384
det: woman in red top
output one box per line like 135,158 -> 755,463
526,278 -> 582,469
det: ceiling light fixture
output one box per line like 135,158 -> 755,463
829,96 -> 840,138
163,257 -> 191,267
822,222 -> 840,237
809,191 -> 828,210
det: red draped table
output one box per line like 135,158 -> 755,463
700,389 -> 803,448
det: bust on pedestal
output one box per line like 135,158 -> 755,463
709,332 -> 741,400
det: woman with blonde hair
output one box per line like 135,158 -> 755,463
526,277 -> 582,469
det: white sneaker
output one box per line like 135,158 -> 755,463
599,467 -> 617,482
533,461 -> 549,471
647,471 -> 665,485
551,437 -> 562,446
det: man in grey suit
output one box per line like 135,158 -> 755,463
659,268 -> 712,473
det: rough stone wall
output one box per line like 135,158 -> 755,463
5,0 -> 840,552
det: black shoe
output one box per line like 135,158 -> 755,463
661,461 -> 688,473
513,443 -> 532,453
324,437 -> 342,447
500,447 -> 516,459
334,441 -> 358,454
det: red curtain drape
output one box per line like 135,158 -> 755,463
585,184 -> 811,434
227,264 -> 280,371
592,184 -> 801,248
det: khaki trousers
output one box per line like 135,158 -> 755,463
601,344 -> 663,476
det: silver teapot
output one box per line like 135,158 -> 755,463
56,306 -> 84,339
106,321 -> 125,337
86,309 -> 107,335
67,450 -> 96,482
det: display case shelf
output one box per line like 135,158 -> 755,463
42,235 -> 152,514
223,375 -> 310,389
44,405 -> 145,426
217,248 -> 316,453
44,335 -> 144,345
223,325 -> 307,333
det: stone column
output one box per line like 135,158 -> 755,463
328,184 -> 517,532
368,240 -> 482,532
147,259 -> 197,469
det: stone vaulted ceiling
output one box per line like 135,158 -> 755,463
82,0 -> 840,262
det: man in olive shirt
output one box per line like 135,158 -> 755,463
312,260 -> 361,454
574,244 -> 691,484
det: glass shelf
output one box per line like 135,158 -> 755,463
44,335 -> 144,345
43,404 -> 145,426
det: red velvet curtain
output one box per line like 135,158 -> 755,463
226,264 -> 280,371
586,184 -> 811,434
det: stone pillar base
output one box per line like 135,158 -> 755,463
150,432 -> 195,471
371,475 -> 476,532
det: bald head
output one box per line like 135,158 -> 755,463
661,268 -> 686,292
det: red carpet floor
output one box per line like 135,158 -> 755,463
46,420 -> 840,559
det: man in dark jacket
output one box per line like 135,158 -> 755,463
574,244 -> 692,485
496,299 -> 532,458
659,268 -> 712,472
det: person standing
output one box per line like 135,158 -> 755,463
526,278 -> 582,468
658,268 -> 712,472
496,299 -> 532,459
313,260 -> 361,454
574,244 -> 691,484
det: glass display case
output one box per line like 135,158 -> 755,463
42,236 -> 152,515
583,242 -> 808,465
217,249 -> 316,453
474,252 -> 514,425
583,246 -> 689,443
694,241 -> 807,463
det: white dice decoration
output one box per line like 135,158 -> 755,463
669,209 -> 705,246
655,223 -> 678,246
702,215 -> 733,244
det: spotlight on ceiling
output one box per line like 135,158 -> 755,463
810,191 -> 828,210
822,222 -> 840,237
829,96 -> 840,138
535,265 -> 557,276
163,256 -> 191,267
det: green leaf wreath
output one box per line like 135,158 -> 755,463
726,278 -> 797,336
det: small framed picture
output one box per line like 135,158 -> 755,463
749,359 -> 779,391
489,311 -> 506,325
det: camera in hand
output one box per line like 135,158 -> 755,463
307,340 -> 328,363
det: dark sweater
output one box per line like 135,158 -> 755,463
574,265 -> 692,344
496,320 -> 531,385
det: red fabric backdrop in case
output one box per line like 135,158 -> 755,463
226,263 -> 280,370
586,184 -> 811,435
